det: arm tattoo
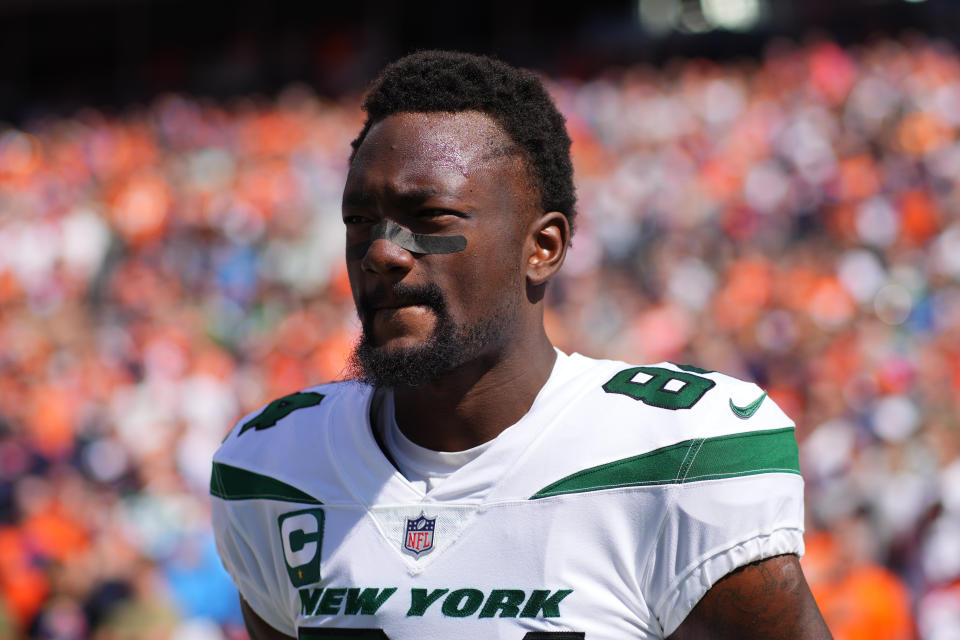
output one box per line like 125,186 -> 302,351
669,554 -> 833,639
714,555 -> 802,621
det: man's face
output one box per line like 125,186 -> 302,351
342,111 -> 537,387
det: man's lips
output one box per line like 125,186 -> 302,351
367,304 -> 434,336
358,284 -> 445,324
370,301 -> 431,312
363,301 -> 435,325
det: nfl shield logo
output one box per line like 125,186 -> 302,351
403,513 -> 436,557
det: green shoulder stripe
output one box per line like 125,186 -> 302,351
530,427 -> 799,499
210,462 -> 322,504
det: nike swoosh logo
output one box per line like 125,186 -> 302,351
729,392 -> 767,419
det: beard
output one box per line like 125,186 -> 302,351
348,282 -> 515,388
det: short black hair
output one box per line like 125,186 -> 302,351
351,50 -> 577,232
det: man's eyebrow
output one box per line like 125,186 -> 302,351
342,190 -> 376,209
345,187 -> 462,208
393,187 -> 444,205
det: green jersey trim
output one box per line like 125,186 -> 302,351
210,462 -> 323,504
530,427 -> 799,499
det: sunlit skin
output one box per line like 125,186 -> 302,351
342,111 -> 569,451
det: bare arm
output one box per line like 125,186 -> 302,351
241,596 -> 297,640
668,554 -> 833,640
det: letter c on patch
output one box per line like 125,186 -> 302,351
282,513 -> 319,566
277,508 -> 325,587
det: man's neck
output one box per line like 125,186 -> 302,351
391,331 -> 557,452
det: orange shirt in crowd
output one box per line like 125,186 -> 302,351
804,532 -> 916,640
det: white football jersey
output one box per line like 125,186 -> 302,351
211,351 -> 804,639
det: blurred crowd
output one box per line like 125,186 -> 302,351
1,36 -> 959,639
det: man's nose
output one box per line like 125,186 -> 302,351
360,237 -> 415,277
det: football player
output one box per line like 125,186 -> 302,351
211,50 -> 833,639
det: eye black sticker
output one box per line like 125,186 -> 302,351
347,220 -> 467,260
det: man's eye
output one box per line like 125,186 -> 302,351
418,209 -> 459,218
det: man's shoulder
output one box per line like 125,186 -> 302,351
218,380 -> 367,447
524,354 -> 798,500
559,354 -> 794,439
212,380 -> 371,486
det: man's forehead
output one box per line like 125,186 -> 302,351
355,111 -> 519,170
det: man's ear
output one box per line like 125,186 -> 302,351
525,211 -> 570,287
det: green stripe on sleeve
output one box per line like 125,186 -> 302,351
530,427 -> 799,499
210,462 -> 322,504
